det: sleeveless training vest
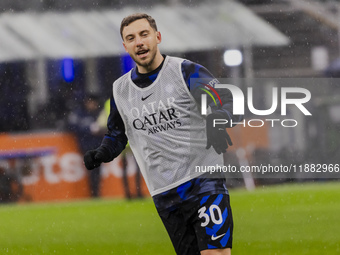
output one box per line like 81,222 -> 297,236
113,56 -> 223,196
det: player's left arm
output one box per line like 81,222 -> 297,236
182,60 -> 242,125
182,60 -> 242,154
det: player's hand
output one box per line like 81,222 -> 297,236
84,146 -> 112,170
205,113 -> 233,154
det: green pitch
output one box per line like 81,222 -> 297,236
0,182 -> 339,255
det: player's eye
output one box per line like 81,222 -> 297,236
126,36 -> 134,41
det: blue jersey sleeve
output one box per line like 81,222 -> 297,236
100,95 -> 128,158
181,60 -> 243,126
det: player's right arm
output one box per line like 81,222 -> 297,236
84,95 -> 128,170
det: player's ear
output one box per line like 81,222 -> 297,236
156,31 -> 162,44
122,42 -> 128,52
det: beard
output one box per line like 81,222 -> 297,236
132,48 -> 157,71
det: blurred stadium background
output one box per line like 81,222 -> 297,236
0,0 -> 339,254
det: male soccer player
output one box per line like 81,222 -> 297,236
84,13 -> 241,255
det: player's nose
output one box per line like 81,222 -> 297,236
135,35 -> 144,46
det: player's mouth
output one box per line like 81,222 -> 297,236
136,49 -> 149,59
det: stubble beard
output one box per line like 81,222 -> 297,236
133,49 -> 157,71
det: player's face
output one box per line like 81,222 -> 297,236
122,19 -> 162,73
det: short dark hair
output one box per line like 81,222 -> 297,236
120,13 -> 158,39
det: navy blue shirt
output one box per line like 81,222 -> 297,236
102,55 -> 240,210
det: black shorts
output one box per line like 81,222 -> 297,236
157,194 -> 233,255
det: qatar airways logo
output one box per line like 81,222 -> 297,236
130,97 -> 182,135
201,84 -> 312,128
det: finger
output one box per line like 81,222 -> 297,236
225,132 -> 233,146
84,151 -> 92,161
213,145 -> 222,154
220,146 -> 227,154
85,161 -> 96,170
217,142 -> 228,154
94,151 -> 104,161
